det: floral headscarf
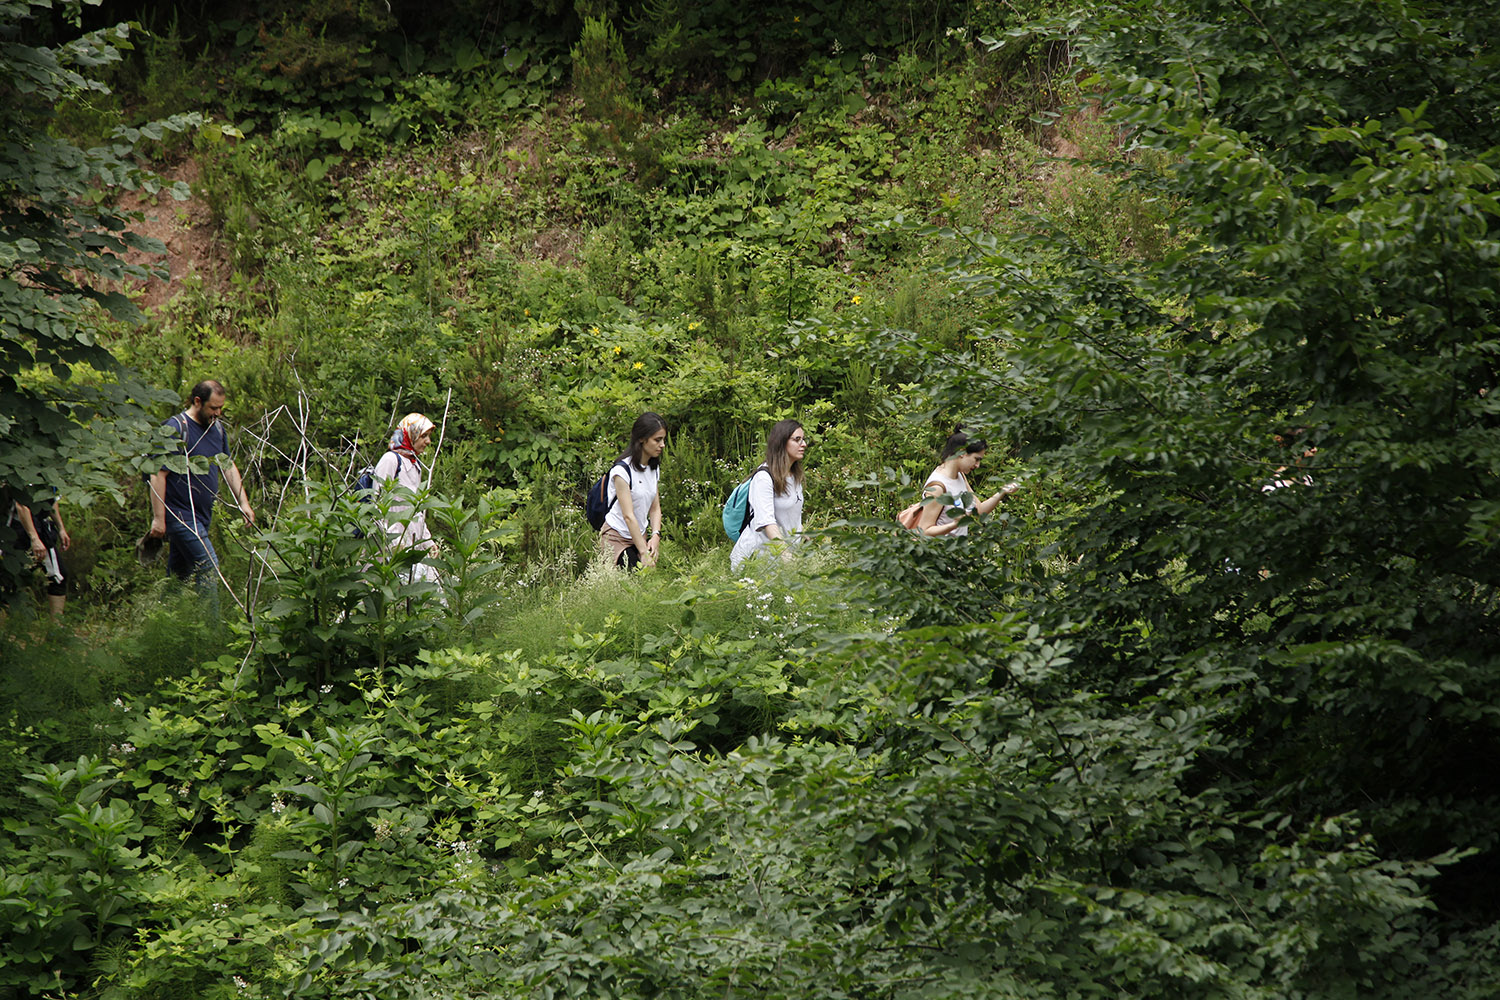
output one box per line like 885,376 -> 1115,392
390,413 -> 435,459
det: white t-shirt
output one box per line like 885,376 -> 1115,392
730,468 -> 804,570
604,461 -> 660,540
925,466 -> 975,537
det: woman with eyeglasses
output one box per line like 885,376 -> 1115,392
730,419 -> 807,570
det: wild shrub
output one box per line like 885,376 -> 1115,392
249,482 -> 524,683
572,16 -> 664,184
0,757 -> 148,994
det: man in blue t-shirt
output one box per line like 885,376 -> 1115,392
147,379 -> 255,588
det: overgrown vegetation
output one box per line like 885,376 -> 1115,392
3,0 -> 1499,996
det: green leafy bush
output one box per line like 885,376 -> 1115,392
1,757 -> 147,993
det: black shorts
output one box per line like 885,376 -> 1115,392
11,520 -> 66,597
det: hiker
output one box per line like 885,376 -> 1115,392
729,419 -> 806,571
597,412 -> 665,570
1262,427 -> 1316,492
147,379 -> 255,591
374,412 -> 441,588
7,489 -> 71,617
915,427 -> 1019,537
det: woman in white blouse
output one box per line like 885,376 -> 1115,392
598,412 -> 666,570
916,427 -> 1019,537
730,419 -> 807,570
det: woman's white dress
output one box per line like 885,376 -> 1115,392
374,450 -> 440,587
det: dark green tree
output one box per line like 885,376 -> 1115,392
894,0 -> 1500,960
0,0 -> 218,523
267,7 -> 1500,996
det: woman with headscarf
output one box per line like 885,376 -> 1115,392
374,412 -> 439,585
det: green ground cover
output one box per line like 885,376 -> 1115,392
3,0 -> 1499,997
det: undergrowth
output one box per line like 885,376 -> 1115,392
0,7 -> 1192,995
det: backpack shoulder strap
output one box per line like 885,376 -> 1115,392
379,452 -> 408,483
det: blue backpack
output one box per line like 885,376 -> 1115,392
351,455 -> 403,538
721,465 -> 768,541
585,459 -> 631,531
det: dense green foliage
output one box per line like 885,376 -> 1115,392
3,0 -> 1499,997
0,0 -> 226,538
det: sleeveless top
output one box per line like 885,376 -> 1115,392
925,466 -> 974,538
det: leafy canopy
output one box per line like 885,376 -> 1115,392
0,0 -> 222,515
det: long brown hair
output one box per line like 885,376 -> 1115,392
764,419 -> 804,496
623,411 -> 667,471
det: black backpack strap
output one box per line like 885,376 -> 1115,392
609,459 -> 632,510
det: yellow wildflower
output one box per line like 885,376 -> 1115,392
614,344 -> 623,355
633,361 -> 644,370
591,325 -> 601,335
688,321 -> 700,331
851,294 -> 862,305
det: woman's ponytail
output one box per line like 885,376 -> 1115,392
940,426 -> 987,461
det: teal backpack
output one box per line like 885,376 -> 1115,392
721,465 -> 767,541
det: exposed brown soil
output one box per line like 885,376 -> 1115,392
107,98 -> 1096,316
114,159 -> 234,313
1032,101 -> 1112,199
